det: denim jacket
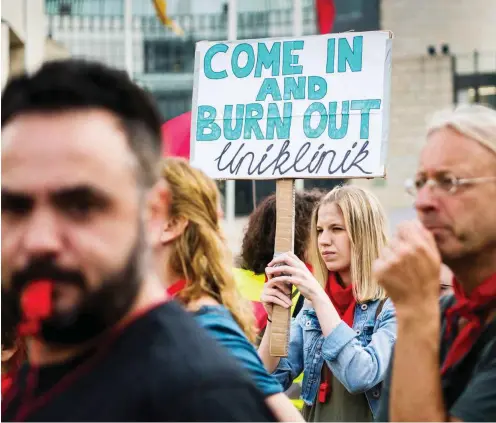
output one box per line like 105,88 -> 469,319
272,298 -> 397,418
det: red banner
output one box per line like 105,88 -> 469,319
316,0 -> 336,34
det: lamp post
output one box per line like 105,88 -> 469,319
225,0 -> 238,224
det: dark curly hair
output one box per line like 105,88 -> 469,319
241,189 -> 324,274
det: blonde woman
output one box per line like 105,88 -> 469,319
258,185 -> 397,422
151,157 -> 303,422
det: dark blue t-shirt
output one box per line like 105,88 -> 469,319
194,305 -> 283,397
2,302 -> 276,422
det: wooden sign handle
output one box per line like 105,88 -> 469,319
269,179 -> 296,357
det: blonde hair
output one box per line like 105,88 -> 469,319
308,185 -> 388,303
162,157 -> 256,342
427,104 -> 496,155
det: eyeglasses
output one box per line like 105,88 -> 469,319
404,173 -> 496,196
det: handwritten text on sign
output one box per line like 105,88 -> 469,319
190,32 -> 392,179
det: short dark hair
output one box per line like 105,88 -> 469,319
241,189 -> 324,274
1,59 -> 163,187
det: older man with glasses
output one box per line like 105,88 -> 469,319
374,104 -> 496,422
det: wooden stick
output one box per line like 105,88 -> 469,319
269,179 -> 296,357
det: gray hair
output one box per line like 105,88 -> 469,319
427,104 -> 496,155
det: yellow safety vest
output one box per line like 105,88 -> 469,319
233,268 -> 301,314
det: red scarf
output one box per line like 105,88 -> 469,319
2,373 -> 14,396
441,273 -> 496,374
166,279 -> 187,297
325,273 -> 356,326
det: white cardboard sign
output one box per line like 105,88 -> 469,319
190,31 -> 393,180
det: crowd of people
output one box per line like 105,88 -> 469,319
1,59 -> 495,422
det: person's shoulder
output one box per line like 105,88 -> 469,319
142,302 -> 253,386
193,305 -> 257,353
194,305 -> 242,333
194,303 -> 231,319
143,301 -> 230,356
138,303 -> 275,420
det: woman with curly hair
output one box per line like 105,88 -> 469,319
150,157 -> 303,422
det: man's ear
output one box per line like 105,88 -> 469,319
146,179 -> 170,247
160,216 -> 189,245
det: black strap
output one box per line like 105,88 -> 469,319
292,292 -> 305,318
375,299 -> 387,320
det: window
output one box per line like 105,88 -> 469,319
457,86 -> 496,108
454,51 -> 496,108
46,0 -> 124,16
332,0 -> 379,33
144,39 -> 196,73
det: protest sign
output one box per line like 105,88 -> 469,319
190,31 -> 393,356
190,31 -> 392,180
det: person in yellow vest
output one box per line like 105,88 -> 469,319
234,189 -> 324,409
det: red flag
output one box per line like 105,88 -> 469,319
161,111 -> 192,159
316,0 -> 336,34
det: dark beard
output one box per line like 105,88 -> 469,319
6,227 -> 145,347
